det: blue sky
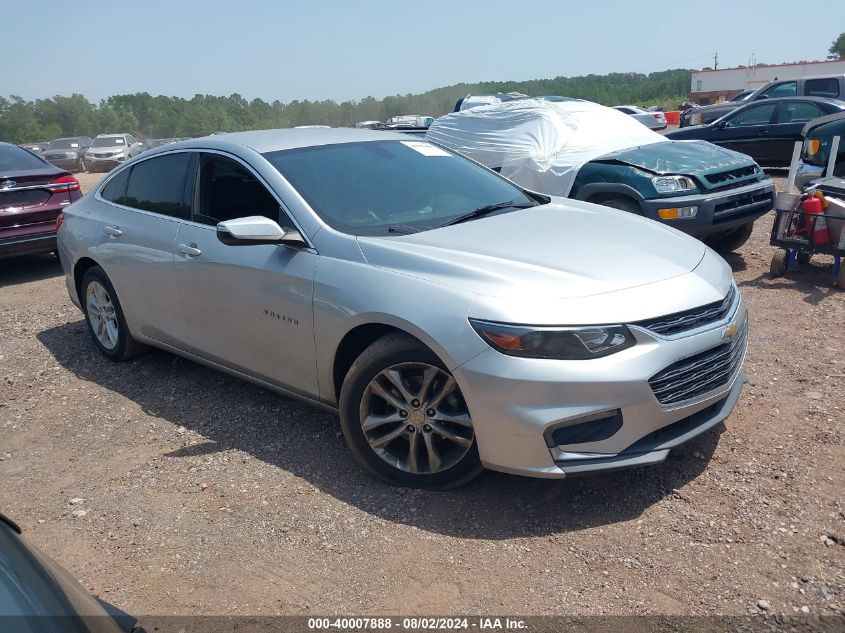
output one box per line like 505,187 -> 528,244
3,0 -> 843,102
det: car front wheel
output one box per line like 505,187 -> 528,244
81,266 -> 146,361
339,334 -> 482,489
705,221 -> 754,253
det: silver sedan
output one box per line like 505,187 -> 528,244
57,129 -> 747,488
613,105 -> 668,130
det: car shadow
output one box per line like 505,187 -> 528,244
37,320 -> 723,539
721,251 -> 748,272
0,254 -> 62,287
739,267 -> 840,306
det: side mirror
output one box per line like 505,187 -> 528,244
716,120 -> 728,130
217,216 -> 306,247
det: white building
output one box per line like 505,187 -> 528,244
690,59 -> 845,104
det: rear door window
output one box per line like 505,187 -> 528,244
100,168 -> 130,205
760,81 -> 797,99
805,78 -> 841,99
726,102 -> 777,127
777,101 -> 825,124
123,153 -> 192,219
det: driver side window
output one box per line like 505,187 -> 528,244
194,154 -> 285,227
760,82 -> 797,99
727,103 -> 776,127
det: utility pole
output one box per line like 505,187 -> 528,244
714,52 -> 719,70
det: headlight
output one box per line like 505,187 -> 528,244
652,175 -> 697,194
469,319 -> 635,360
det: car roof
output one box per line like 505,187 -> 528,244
146,128 -> 416,155
736,96 -> 845,106
94,133 -> 126,138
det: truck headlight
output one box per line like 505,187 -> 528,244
652,175 -> 697,194
469,319 -> 635,360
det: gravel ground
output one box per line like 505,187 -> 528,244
1,171 -> 843,617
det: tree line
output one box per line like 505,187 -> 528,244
0,69 -> 690,143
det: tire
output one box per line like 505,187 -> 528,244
80,266 -> 146,361
769,249 -> 788,278
77,158 -> 87,173
837,263 -> 845,290
338,333 -> 483,489
705,222 -> 754,254
595,196 -> 642,215
797,252 -> 812,265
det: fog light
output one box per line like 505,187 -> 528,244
658,206 -> 698,220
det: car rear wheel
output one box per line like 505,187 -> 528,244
705,221 -> 754,253
81,267 -> 146,362
339,333 -> 482,489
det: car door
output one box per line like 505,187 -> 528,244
172,151 -> 319,396
94,152 -> 193,345
769,100 -> 828,165
712,102 -> 778,164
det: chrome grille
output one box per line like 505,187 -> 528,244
649,316 -> 747,406
635,286 -> 735,336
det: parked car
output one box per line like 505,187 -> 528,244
666,97 -> 845,167
427,99 -> 774,253
19,141 -> 50,154
0,512 -> 139,632
796,110 -> 845,187
680,74 -> 845,127
612,105 -> 667,130
0,142 -> 80,259
84,133 -> 142,172
58,129 -> 747,489
41,136 -> 92,172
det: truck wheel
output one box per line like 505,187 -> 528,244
769,250 -> 788,278
596,197 -> 641,215
705,222 -> 754,254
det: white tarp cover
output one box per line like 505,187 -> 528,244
426,98 -> 668,197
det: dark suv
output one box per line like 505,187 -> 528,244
41,136 -> 92,172
681,74 -> 845,127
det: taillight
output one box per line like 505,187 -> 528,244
47,174 -> 80,192
56,212 -> 65,232
653,113 -> 663,119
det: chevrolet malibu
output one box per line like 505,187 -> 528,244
57,129 -> 748,489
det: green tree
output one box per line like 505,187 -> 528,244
829,32 -> 845,59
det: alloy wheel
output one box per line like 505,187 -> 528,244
359,362 -> 474,474
86,280 -> 119,350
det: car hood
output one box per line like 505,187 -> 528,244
357,202 -> 707,300
88,146 -> 125,154
595,139 -> 753,175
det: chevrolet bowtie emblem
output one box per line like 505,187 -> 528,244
722,321 -> 738,339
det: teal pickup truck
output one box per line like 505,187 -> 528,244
426,98 -> 775,253
569,140 -> 775,252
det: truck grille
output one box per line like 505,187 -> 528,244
635,286 -> 735,336
649,316 -> 747,406
704,165 -> 758,187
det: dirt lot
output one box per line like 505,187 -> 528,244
1,171 -> 843,617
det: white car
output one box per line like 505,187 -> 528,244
613,105 -> 668,130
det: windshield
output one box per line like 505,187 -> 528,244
263,140 -> 538,236
91,137 -> 124,148
49,138 -> 81,149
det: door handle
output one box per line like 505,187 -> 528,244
103,226 -> 122,238
177,243 -> 202,258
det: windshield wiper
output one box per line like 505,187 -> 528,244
387,224 -> 424,234
440,200 -> 535,227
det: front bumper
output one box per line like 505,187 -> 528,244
453,293 -> 748,478
85,156 -> 125,171
795,161 -> 825,190
44,156 -> 82,170
640,179 -> 775,237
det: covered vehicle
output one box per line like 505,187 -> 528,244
426,98 -> 774,252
